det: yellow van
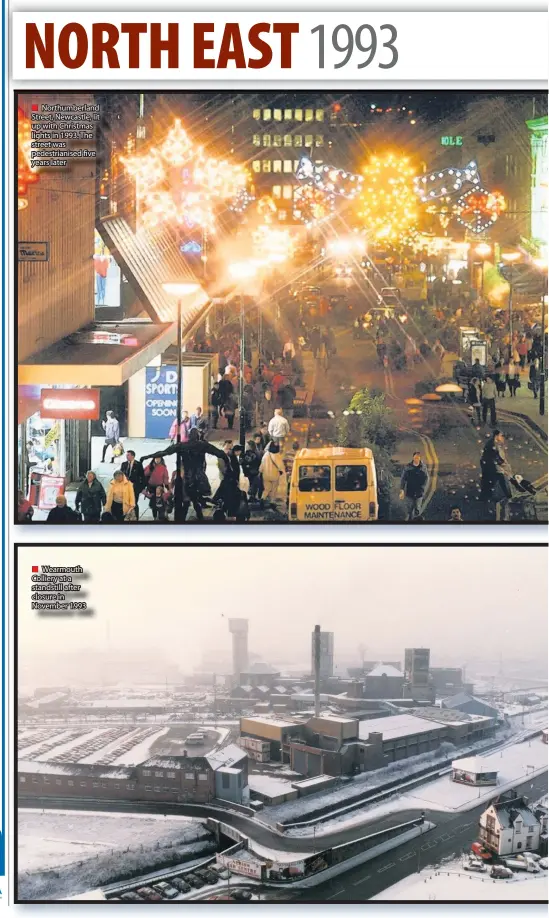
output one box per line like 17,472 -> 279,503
288,447 -> 378,522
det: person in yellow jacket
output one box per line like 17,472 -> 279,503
105,470 -> 136,522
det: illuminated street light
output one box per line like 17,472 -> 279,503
475,243 -> 492,257
162,281 -> 202,522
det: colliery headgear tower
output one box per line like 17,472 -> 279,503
228,618 -> 249,681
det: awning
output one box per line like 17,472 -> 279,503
97,215 -> 205,324
19,321 -> 178,386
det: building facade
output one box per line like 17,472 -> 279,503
479,795 -> 542,856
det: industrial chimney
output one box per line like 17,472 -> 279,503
313,624 -> 321,718
228,618 -> 249,683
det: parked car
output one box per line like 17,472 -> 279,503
120,892 -> 142,902
172,877 -> 192,893
196,869 -> 218,885
463,857 -> 486,872
154,881 -> 179,899
137,886 -> 163,902
539,858 -> 548,870
490,865 -> 514,879
186,874 -> 205,889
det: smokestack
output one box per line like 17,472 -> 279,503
228,618 -> 249,684
313,625 -> 321,718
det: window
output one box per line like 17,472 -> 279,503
283,134 -> 293,147
198,773 -> 208,781
274,109 -> 282,121
80,781 -> 86,787
55,779 -> 61,786
167,771 -> 176,779
252,160 -> 261,173
517,842 -> 522,849
20,776 -> 26,783
222,772 -> 231,789
126,783 -> 135,790
273,161 -> 282,173
101,782 -> 107,788
185,773 -> 194,780
298,466 -> 331,492
155,771 -> 163,778
283,160 -> 293,173
336,465 -> 367,492
294,135 -> 303,147
273,185 -> 282,199
294,109 -> 303,121
43,778 -> 49,785
263,134 -> 271,147
305,109 -> 314,122
273,135 -> 282,147
252,109 -> 261,120
145,785 -> 152,791
305,135 -> 314,147
263,108 -> 271,120
283,185 -> 293,200
67,780 -> 74,787
515,823 -> 522,834
142,769 -> 150,777
294,160 -> 300,171
154,786 -> 161,792
315,135 -> 324,147
316,109 -> 324,122
252,134 -> 261,146
92,782 -> 99,788
32,777 -> 38,783
284,108 -> 293,120
262,161 -> 271,173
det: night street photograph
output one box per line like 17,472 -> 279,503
17,90 -> 548,523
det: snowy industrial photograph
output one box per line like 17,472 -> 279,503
16,544 -> 548,903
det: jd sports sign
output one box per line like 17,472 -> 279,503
145,366 -> 179,438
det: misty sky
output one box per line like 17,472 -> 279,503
18,546 -> 547,675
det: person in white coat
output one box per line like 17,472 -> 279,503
260,442 -> 287,507
268,408 -> 290,445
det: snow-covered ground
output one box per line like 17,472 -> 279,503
286,737 -> 548,838
373,856 -> 548,901
249,774 -> 295,798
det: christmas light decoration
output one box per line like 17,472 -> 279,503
296,156 -> 363,199
425,194 -> 457,231
455,187 -> 506,234
252,224 -> 294,264
293,183 -> 335,226
121,119 -> 248,233
229,188 -> 255,214
256,195 -> 278,223
356,153 -> 418,244
18,107 -> 39,210
413,161 -> 481,201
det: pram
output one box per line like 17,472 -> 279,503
503,475 -> 545,521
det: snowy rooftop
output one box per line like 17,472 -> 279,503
18,759 -> 133,779
206,743 -> 248,771
292,775 -> 335,789
310,714 -> 357,725
358,713 -> 446,741
26,692 -> 68,708
242,716 -> 298,729
249,774 -> 294,797
441,692 -> 497,712
367,664 -> 403,679
452,756 -> 498,774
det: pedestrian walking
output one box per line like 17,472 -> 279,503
101,410 -> 120,463
481,376 -> 498,426
223,391 -> 238,430
260,442 -> 287,508
121,450 -> 145,520
46,495 -> 80,523
210,382 -> 223,429
283,337 -> 296,364
75,471 -> 107,522
471,358 -> 485,381
144,455 -> 170,492
529,358 -> 541,399
268,407 -> 290,445
518,336 -> 529,368
309,326 -> 321,359
104,471 -> 136,522
480,430 -> 512,504
399,452 -> 430,521
242,440 -> 263,501
17,490 -> 33,522
190,406 -> 208,437
169,410 -> 192,442
468,377 -> 482,426
278,381 -> 296,423
151,485 -> 172,521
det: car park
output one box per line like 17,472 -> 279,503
172,878 -> 192,893
137,886 -> 163,902
186,874 -> 205,888
154,881 -> 179,899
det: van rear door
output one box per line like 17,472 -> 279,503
295,461 -> 334,521
333,462 -> 371,520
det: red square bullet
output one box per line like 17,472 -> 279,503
32,566 -> 38,572
31,104 -> 38,112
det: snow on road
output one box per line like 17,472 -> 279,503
112,727 -> 169,765
287,738 -> 548,838
373,856 -> 548,901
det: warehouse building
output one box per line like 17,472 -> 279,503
364,664 -> 404,699
440,692 -> 500,721
18,744 -> 249,806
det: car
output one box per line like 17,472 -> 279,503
539,858 -> 548,870
185,874 -> 205,889
196,869 -> 218,885
120,892 -> 142,902
334,263 -> 352,278
490,865 -> 514,879
137,886 -> 163,902
154,881 -> 179,899
463,857 -> 486,872
172,877 -> 192,893
231,889 -> 253,901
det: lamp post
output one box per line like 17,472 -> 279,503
162,282 -> 201,521
533,259 -> 548,417
501,252 -> 521,359
474,243 -> 491,296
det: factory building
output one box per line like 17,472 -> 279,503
364,664 -> 405,699
18,744 -> 249,806
403,648 -> 435,702
440,692 -> 500,721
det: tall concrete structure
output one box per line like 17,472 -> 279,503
311,629 -> 334,680
404,647 -> 433,702
312,625 -> 322,718
228,619 -> 249,682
